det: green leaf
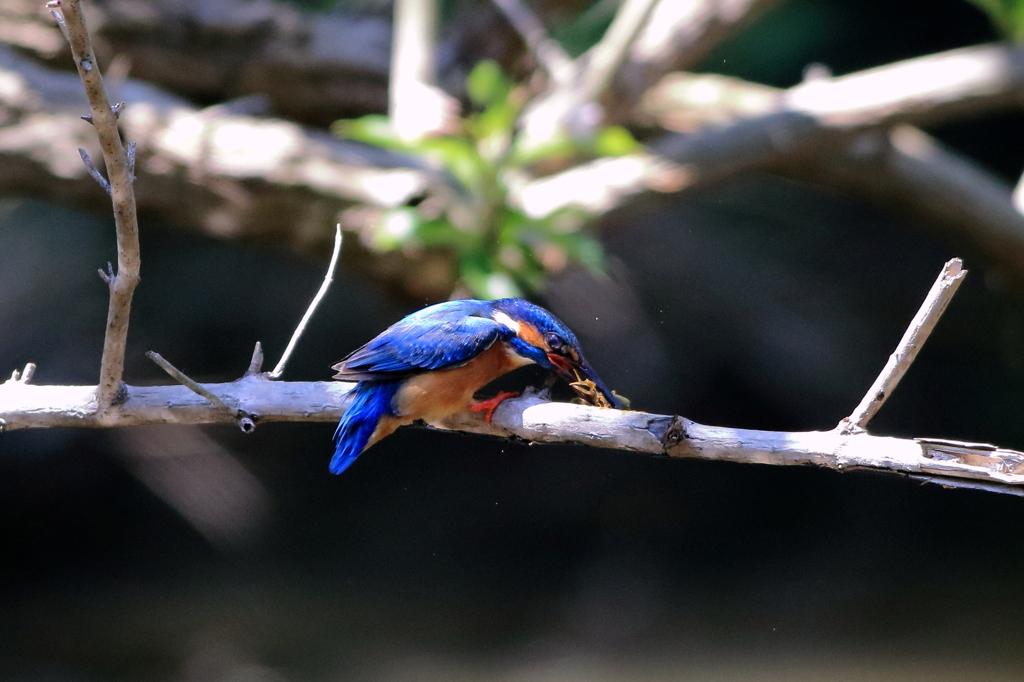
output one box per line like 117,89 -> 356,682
594,125 -> 642,157
416,218 -> 476,250
965,0 -> 1024,41
415,137 -> 486,191
333,115 -> 411,151
473,99 -> 518,159
466,60 -> 512,108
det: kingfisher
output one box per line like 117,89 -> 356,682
329,298 -> 622,474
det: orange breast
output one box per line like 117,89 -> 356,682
395,342 -> 532,425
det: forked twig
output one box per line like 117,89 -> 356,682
269,226 -> 343,379
840,258 -> 967,433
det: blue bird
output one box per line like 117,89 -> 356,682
329,298 -> 622,474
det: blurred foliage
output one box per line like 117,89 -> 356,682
335,61 -> 639,300
966,0 -> 1024,40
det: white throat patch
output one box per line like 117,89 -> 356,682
492,310 -> 521,334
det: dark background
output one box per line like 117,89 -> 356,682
4,0 -> 1024,679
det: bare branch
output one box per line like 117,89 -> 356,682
778,127 -> 1024,288
840,259 -> 967,433
269,226 -> 343,379
515,51 -> 1024,288
0,248 -> 1010,491
490,0 -> 573,80
642,42 -> 1024,182
2,381 -> 1023,494
16,0 -> 581,128
54,0 -> 141,414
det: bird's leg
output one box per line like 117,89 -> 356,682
469,391 -> 520,424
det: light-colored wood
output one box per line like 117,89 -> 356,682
5,378 -> 1024,495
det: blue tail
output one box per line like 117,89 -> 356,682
331,380 -> 402,475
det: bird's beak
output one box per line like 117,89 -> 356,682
546,353 -> 624,410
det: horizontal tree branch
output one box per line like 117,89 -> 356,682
516,47 -> 1024,287
0,44 -> 471,299
529,42 -> 1024,216
9,29 -> 1024,297
6,0 -> 393,126
2,378 -> 1022,494
776,126 -> 1024,286
6,0 -> 596,127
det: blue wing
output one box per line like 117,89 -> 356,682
332,300 -> 507,381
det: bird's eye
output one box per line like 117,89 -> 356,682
545,332 -> 565,351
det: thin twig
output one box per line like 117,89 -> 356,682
78,147 -> 111,195
54,0 -> 141,414
145,351 -> 257,432
490,0 -> 573,81
146,351 -> 234,414
840,258 -> 967,433
269,226 -> 343,379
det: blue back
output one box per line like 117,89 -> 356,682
333,300 -> 512,380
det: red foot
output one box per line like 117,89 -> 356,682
469,391 -> 520,424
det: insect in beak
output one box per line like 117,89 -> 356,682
547,353 -> 624,409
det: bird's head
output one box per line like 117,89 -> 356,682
491,298 -> 624,409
